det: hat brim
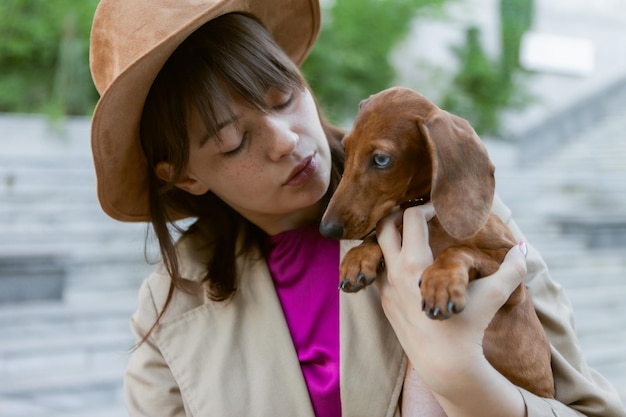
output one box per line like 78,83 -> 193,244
90,0 -> 320,222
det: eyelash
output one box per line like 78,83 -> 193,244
273,91 -> 295,111
222,132 -> 247,157
221,91 -> 296,157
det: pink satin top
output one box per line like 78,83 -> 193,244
266,225 -> 341,417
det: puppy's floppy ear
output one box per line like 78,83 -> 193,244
416,110 -> 495,239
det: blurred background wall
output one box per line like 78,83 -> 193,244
1,0 -> 625,415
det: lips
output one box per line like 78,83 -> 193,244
284,154 -> 317,186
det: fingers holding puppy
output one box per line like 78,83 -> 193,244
375,204 -> 435,318
375,203 -> 527,324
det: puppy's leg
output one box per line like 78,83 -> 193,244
420,247 -> 502,319
339,235 -> 383,293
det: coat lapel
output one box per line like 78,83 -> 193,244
152,252 -> 315,417
339,241 -> 406,417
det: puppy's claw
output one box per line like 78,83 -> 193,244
447,301 -> 456,314
356,273 -> 370,287
452,302 -> 465,314
425,306 -> 448,320
357,273 -> 375,287
338,279 -> 365,293
423,302 -> 457,320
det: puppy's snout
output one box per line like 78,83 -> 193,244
319,221 -> 344,240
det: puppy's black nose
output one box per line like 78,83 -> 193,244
319,222 -> 344,240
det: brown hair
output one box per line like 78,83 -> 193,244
139,13 -> 344,336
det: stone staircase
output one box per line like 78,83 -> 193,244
0,115 -> 151,416
0,102 -> 625,417
486,101 -> 626,402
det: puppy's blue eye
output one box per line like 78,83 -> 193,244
373,154 -> 391,168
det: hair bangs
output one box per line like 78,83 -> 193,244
188,14 -> 306,144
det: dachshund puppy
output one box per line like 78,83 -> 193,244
320,87 -> 554,398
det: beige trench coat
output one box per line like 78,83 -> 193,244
124,197 -> 626,417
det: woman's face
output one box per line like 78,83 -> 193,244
168,87 -> 332,235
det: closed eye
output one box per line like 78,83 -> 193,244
272,90 -> 296,111
222,132 -> 248,157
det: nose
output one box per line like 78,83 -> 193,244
319,220 -> 344,240
264,115 -> 298,161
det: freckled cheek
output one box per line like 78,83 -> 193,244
219,160 -> 268,186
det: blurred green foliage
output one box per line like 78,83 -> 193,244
0,0 -> 98,115
442,0 -> 534,135
500,0 -> 533,81
442,26 -> 508,135
0,0 -> 531,134
302,0 -> 446,124
1,0 -> 445,121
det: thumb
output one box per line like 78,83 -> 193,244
463,241 -> 528,317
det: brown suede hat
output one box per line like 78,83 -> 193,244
90,0 -> 321,222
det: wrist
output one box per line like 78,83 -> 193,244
425,356 -> 526,417
414,350 -> 487,398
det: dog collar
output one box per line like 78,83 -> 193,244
399,196 -> 429,210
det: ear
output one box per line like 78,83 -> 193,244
155,162 -> 210,196
416,110 -> 495,239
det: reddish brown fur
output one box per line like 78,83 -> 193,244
320,87 -> 554,398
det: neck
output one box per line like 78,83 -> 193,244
255,201 -> 324,236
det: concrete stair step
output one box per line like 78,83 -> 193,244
573,311 -> 626,340
0,369 -> 126,417
0,229 -> 147,250
554,269 -> 626,290
0,299 -> 133,416
0,397 -> 127,417
565,282 -> 626,304
0,301 -> 135,334
0,330 -> 133,376
0,306 -> 133,384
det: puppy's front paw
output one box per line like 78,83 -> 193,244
420,264 -> 469,320
338,243 -> 383,293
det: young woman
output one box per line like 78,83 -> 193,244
89,0 -> 626,416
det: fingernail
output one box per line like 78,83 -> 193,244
519,240 -> 528,258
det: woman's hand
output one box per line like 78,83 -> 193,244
375,205 -> 528,417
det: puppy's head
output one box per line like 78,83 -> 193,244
320,87 -> 495,241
